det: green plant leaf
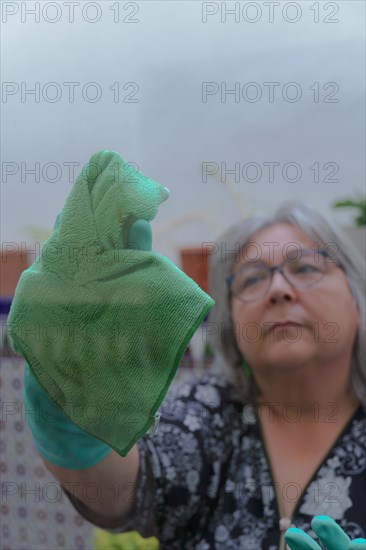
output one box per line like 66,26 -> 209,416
332,197 -> 366,227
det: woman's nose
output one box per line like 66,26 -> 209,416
267,270 -> 296,303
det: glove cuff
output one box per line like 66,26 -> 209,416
34,438 -> 113,470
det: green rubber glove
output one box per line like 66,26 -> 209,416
22,212 -> 158,469
285,516 -> 366,550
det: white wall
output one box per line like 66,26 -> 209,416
2,1 -> 365,264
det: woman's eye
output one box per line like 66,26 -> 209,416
243,277 -> 260,287
296,264 -> 318,273
241,272 -> 268,287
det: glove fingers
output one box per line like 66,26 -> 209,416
311,516 -> 351,549
285,528 -> 322,550
127,219 -> 152,251
349,540 -> 366,549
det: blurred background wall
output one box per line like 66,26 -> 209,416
2,0 -> 365,268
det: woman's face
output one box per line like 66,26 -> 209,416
230,223 -> 359,373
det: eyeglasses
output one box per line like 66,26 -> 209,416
226,249 -> 342,303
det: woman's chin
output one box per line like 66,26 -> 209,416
262,341 -> 314,368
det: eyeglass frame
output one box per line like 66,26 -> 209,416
226,248 -> 344,303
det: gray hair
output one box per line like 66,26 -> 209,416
206,200 -> 366,406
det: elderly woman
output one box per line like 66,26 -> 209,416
22,200 -> 365,549
205,201 -> 366,548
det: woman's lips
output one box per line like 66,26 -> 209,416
267,323 -> 303,340
263,320 -> 306,335
268,322 -> 303,333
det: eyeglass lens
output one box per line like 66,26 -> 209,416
231,250 -> 327,302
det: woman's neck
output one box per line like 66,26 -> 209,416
252,359 -> 359,424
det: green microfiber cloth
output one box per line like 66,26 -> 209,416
7,150 -> 214,456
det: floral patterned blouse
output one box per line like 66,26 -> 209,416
62,369 -> 366,549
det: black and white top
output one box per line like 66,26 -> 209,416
63,371 -> 366,549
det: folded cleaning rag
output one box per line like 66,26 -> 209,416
7,150 -> 214,456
